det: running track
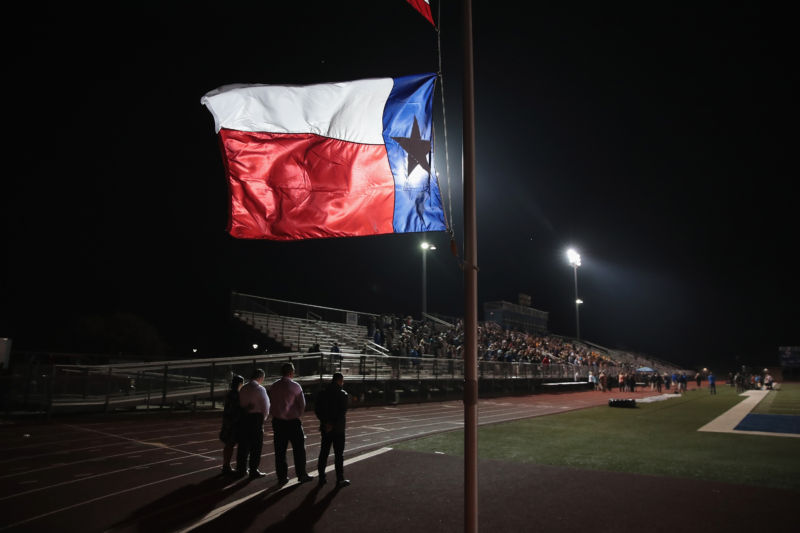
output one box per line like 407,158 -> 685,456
0,388 -> 668,532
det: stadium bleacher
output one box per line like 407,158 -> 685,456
231,295 -> 685,381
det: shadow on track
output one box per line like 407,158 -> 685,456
106,473 -> 252,533
191,483 -> 302,532
263,483 -> 342,532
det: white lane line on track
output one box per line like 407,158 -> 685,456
2,401 -> 494,513
344,405 -> 527,429
1,438 -> 225,480
173,447 -> 393,533
0,394 -> 608,531
0,428 -> 218,464
0,464 -> 226,531
0,421 -> 213,454
63,424 -> 217,460
1,442 -> 395,532
380,405 -> 558,428
0,450 -> 223,502
1,401 -> 581,480
0,395 -> 610,530
0,420 -> 445,504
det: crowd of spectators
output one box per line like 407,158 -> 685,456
368,314 -> 462,360
367,315 -> 619,370
730,370 -> 775,393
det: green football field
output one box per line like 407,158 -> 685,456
394,382 -> 800,490
752,382 -> 800,415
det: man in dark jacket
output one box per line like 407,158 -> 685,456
315,372 -> 350,487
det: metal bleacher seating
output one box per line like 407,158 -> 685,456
237,312 -> 369,354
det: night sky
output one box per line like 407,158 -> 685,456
2,2 -> 796,371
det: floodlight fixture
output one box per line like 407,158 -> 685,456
421,241 -> 437,317
567,248 -> 581,267
566,248 -> 582,340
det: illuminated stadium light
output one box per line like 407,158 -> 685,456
566,248 -> 582,340
567,248 -> 581,267
421,241 -> 436,318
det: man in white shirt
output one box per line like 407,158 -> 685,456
269,363 -> 313,485
237,368 -> 270,479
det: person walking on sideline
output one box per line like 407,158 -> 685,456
220,374 -> 244,475
316,372 -> 351,487
708,372 -> 717,395
237,369 -> 270,479
269,363 -> 314,485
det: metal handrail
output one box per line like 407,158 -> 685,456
4,351 -> 596,416
55,352 -> 289,371
231,291 -> 379,318
422,312 -> 454,328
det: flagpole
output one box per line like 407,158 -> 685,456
462,1 -> 479,532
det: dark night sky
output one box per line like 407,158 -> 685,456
2,2 -> 796,370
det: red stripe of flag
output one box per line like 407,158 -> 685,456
406,0 -> 434,26
220,130 -> 396,240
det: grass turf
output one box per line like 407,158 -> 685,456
394,384 -> 800,491
752,382 -> 800,416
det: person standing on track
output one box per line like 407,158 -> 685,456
219,374 -> 244,475
708,372 -> 717,395
269,362 -> 314,485
315,372 -> 351,488
236,368 -> 270,479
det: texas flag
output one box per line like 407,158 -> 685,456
201,73 -> 447,241
407,0 -> 435,26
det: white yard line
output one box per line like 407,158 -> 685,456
698,390 -> 800,438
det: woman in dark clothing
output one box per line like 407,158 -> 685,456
220,374 -> 244,474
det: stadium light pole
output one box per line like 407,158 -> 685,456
567,248 -> 581,341
421,242 -> 436,319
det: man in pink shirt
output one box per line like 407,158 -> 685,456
237,368 -> 270,479
269,363 -> 313,485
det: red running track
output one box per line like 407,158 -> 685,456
0,387 -> 674,532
